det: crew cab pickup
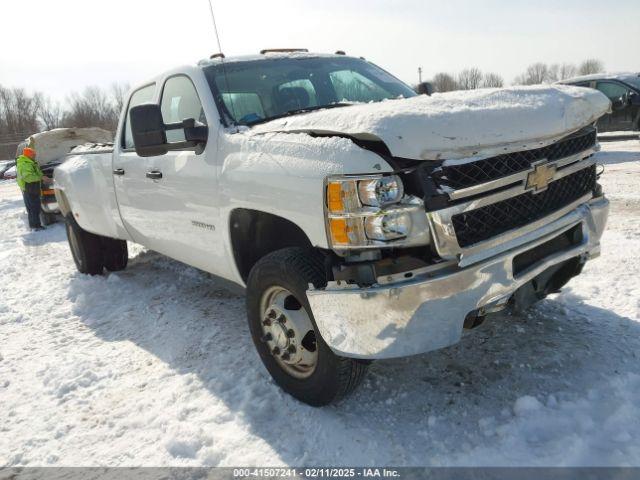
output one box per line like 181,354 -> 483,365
54,51 -> 610,405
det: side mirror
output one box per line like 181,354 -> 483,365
129,103 -> 208,157
611,96 -> 626,111
130,104 -> 168,157
416,82 -> 435,96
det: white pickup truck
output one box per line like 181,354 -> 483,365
54,50 -> 610,406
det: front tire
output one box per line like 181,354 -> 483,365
246,247 -> 369,406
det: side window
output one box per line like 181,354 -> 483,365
160,76 -> 207,143
329,70 -> 389,103
596,82 -> 629,100
122,84 -> 156,149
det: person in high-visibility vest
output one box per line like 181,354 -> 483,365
16,147 -> 52,231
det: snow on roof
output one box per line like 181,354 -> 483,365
250,85 -> 611,160
558,72 -> 640,84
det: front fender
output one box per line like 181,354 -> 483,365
218,132 -> 393,249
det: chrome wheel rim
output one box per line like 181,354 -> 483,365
259,286 -> 318,379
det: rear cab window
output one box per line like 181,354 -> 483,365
122,84 -> 156,150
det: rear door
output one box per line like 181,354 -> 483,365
112,83 -> 158,244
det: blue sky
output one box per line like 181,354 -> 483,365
1,0 -> 639,101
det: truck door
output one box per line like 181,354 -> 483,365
138,74 -> 223,271
112,83 -> 159,245
595,81 -> 635,131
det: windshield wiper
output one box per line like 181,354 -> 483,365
245,102 -> 353,126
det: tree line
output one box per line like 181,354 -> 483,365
428,58 -> 604,93
0,83 -> 129,139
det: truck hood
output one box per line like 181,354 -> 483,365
249,85 -> 610,160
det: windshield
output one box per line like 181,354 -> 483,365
202,56 -> 416,126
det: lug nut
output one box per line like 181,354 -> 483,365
272,347 -> 281,355
286,329 -> 295,338
267,310 -> 277,319
281,352 -> 291,361
261,333 -> 272,343
287,345 -> 296,354
278,314 -> 286,324
262,318 -> 272,326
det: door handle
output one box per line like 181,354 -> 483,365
146,170 -> 163,180
112,168 -> 125,176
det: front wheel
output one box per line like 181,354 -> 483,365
246,247 -> 369,406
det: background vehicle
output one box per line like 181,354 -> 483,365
3,164 -> 16,179
54,51 -> 610,406
560,73 -> 640,132
16,128 -> 112,224
0,160 -> 16,179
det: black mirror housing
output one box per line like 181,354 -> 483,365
416,82 -> 435,96
130,104 -> 169,157
129,103 -> 208,157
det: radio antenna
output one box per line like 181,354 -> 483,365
206,0 -> 237,124
207,0 -> 224,55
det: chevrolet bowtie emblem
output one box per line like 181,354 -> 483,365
526,162 -> 557,193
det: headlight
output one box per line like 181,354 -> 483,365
358,176 -> 404,207
364,211 -> 412,241
325,174 -> 430,250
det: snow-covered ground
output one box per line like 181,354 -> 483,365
0,140 -> 639,467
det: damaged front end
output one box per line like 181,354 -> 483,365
307,126 -> 609,359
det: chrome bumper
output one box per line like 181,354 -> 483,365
307,196 -> 609,359
41,201 -> 59,214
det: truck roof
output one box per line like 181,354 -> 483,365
197,51 -> 348,68
558,72 -> 640,84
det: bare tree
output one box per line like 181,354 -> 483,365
578,59 -> 604,76
482,72 -> 504,88
431,72 -> 458,92
39,97 -> 63,130
62,86 -> 119,131
558,63 -> 578,80
547,63 -> 577,82
457,67 -> 483,90
547,64 -> 560,83
110,82 -> 130,115
0,85 -> 42,134
513,62 -> 550,85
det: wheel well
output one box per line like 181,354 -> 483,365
230,209 -> 314,282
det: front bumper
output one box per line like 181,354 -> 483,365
41,189 -> 59,214
307,196 -> 609,359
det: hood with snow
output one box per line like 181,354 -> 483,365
249,85 -> 610,161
